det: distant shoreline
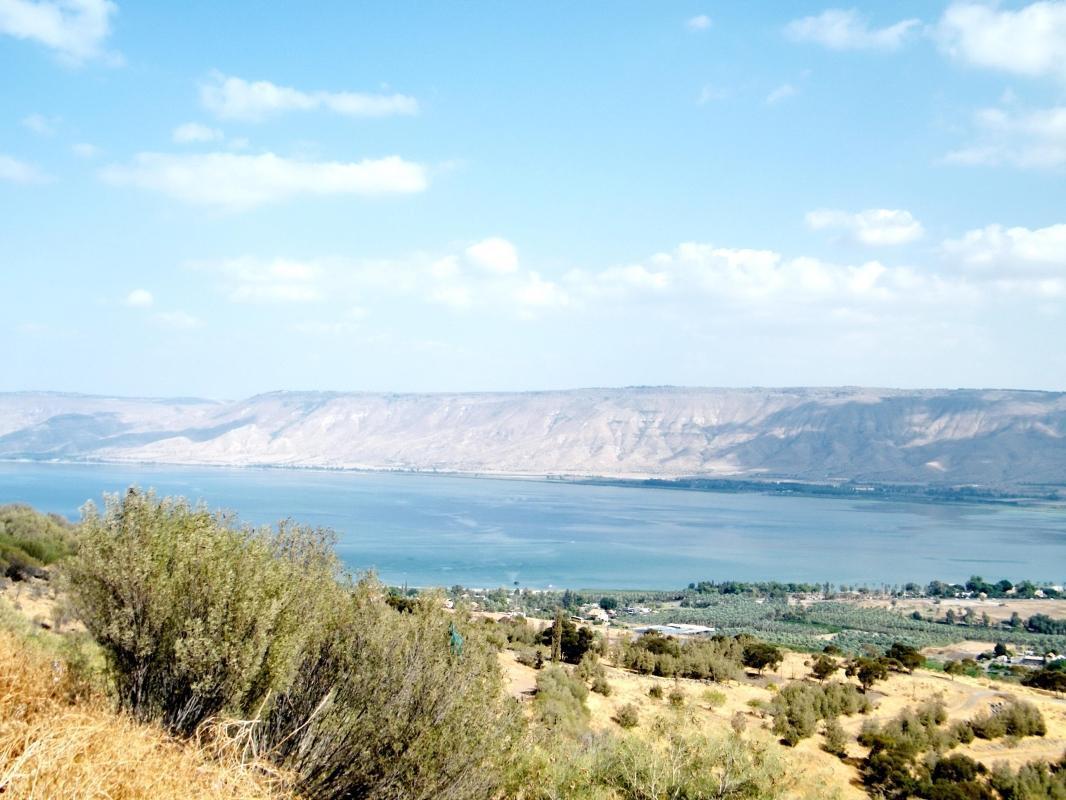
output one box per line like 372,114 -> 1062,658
2,456 -> 1063,506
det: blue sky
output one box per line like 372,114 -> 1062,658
2,1 -> 1065,398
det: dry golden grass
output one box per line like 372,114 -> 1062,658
0,628 -> 293,800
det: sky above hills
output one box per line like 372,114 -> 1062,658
2,1 -> 1065,397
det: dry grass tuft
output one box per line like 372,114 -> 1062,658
0,629 -> 294,799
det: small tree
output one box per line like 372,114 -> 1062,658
542,610 -> 593,664
743,642 -> 783,675
885,643 -> 924,673
847,657 -> 889,693
811,654 -> 840,681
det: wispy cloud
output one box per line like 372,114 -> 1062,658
805,208 -> 925,246
0,0 -> 119,64
172,122 -> 224,144
0,153 -> 49,183
71,142 -> 100,158
200,72 -> 419,122
685,15 -> 711,32
21,112 -> 57,136
766,83 -> 797,105
697,85 -> 729,105
785,8 -> 920,51
192,257 -> 324,304
153,310 -> 203,329
100,152 -> 428,210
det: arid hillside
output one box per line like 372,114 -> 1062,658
2,387 -> 1065,486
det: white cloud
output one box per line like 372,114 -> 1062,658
193,245 -> 570,321
153,310 -> 203,329
124,288 -> 153,307
766,83 -> 797,105
785,8 -> 920,51
512,271 -> 570,315
172,122 -> 224,144
465,237 -> 519,274
944,105 -> 1066,169
686,15 -> 711,31
0,0 -> 118,64
564,243 -> 956,312
99,152 -> 428,210
194,220 -> 1066,337
942,222 -> 1066,278
71,142 -> 99,158
805,208 -> 925,245
937,1 -> 1066,80
21,112 -> 57,136
0,153 -> 48,183
200,72 -> 419,122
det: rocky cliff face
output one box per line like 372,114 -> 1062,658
1,387 -> 1064,486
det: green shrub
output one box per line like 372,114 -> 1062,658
822,716 -> 848,758
702,688 -> 727,708
648,684 -> 664,699
533,665 -> 590,738
591,724 -> 792,799
0,504 -> 74,576
615,703 -> 639,729
512,721 -> 797,799
260,581 -> 522,800
668,685 -> 685,708
770,681 -> 867,746
516,646 -> 546,669
620,632 -> 744,681
64,490 -> 339,734
969,698 -> 1045,740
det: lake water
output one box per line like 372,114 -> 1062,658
1,461 -> 1064,590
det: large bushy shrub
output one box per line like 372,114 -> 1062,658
64,490 -> 339,734
260,584 -> 523,800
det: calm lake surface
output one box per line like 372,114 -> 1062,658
2,461 -> 1064,590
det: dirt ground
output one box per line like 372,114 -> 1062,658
0,576 -> 81,633
500,647 -> 1066,799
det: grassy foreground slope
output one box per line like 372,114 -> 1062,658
0,623 -> 290,799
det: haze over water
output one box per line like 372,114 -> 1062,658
2,462 -> 1064,590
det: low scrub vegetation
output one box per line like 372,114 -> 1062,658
858,698 -> 1056,799
0,503 -> 73,579
619,629 -> 745,681
769,680 -> 869,745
